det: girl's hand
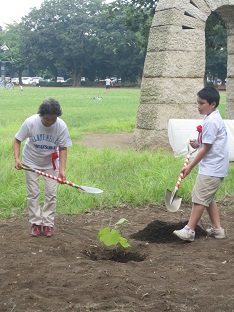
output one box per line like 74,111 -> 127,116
14,159 -> 23,170
57,171 -> 66,183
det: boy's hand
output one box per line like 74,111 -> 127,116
181,165 -> 192,178
190,139 -> 199,149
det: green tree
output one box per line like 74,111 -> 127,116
205,12 -> 227,85
20,0 -> 104,86
92,6 -> 145,82
2,23 -> 30,83
0,27 -> 5,44
89,0 -> 154,83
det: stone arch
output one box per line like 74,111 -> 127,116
133,0 -> 234,150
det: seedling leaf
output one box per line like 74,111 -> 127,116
97,228 -> 120,246
114,218 -> 128,228
119,237 -> 131,248
97,227 -> 110,239
97,218 -> 131,249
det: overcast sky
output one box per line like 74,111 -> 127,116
0,0 -> 44,28
0,0 -> 112,28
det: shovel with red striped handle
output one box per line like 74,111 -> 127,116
21,163 -> 103,194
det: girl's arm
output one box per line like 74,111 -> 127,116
58,147 -> 67,181
14,138 -> 23,169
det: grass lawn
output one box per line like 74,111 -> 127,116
0,86 -> 232,219
0,86 -> 139,139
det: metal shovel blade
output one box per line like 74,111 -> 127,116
79,185 -> 103,194
165,189 -> 182,212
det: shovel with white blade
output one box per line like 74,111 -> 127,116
165,144 -> 197,212
21,163 -> 103,194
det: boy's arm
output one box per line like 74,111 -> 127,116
181,143 -> 212,178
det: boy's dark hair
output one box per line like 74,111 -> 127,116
197,87 -> 220,107
38,98 -> 62,116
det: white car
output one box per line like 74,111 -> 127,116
57,77 -> 65,82
22,77 -> 35,85
12,78 -> 19,85
31,77 -> 43,84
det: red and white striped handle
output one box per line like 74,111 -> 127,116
21,164 -> 103,194
174,154 -> 190,190
34,169 -> 74,186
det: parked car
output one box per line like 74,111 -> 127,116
31,77 -> 43,84
57,77 -> 65,82
111,77 -> 121,83
22,77 -> 36,85
12,78 -> 19,85
64,78 -> 73,85
110,77 -> 117,83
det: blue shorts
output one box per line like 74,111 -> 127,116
106,85 -> 111,89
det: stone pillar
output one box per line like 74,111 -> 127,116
134,0 -> 234,150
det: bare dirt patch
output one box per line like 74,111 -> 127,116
1,203 -> 234,312
1,134 -> 234,312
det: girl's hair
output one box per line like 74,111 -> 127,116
197,87 -> 220,107
38,98 -> 62,116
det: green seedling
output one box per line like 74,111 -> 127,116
97,218 -> 131,248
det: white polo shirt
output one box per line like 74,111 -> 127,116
199,110 -> 229,178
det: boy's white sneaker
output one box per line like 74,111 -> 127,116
206,227 -> 225,239
173,225 -> 195,242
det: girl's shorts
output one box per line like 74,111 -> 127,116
192,174 -> 223,207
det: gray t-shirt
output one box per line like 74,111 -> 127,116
15,114 -> 72,169
199,110 -> 229,177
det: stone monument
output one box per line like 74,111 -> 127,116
134,0 -> 234,150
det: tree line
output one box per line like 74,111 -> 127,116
0,0 -> 227,87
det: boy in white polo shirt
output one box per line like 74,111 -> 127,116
14,98 -> 72,237
173,87 -> 229,242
